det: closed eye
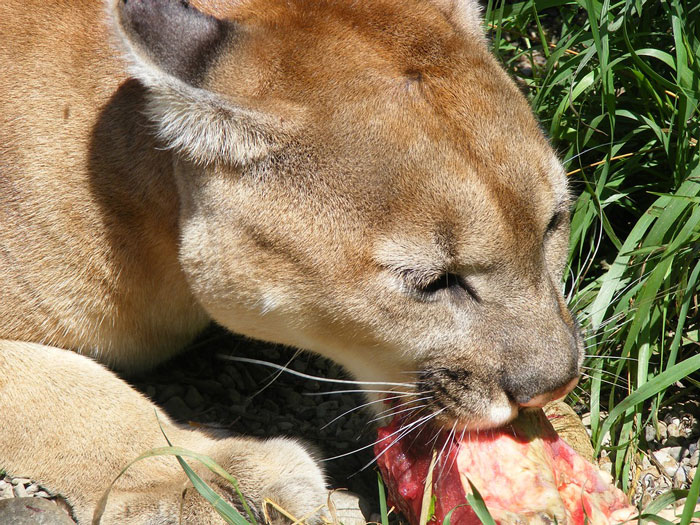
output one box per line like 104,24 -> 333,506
402,270 -> 479,301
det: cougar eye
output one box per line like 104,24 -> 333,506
406,271 -> 478,301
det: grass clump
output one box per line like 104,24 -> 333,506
484,0 -> 700,518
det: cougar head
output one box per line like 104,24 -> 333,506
114,0 -> 581,430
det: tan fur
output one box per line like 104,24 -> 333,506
0,0 -> 582,523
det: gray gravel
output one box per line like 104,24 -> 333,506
580,397 -> 700,513
133,327 -> 380,506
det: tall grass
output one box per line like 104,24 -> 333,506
484,0 -> 700,515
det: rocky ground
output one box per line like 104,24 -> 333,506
1,326 -> 698,523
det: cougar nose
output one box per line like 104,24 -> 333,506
517,376 -> 579,408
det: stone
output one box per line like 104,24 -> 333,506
158,384 -> 184,402
658,421 -> 668,441
690,467 -> 697,483
598,455 -> 613,476
673,466 -> 687,488
0,483 -> 12,501
12,485 -> 27,499
691,450 -> 700,468
0,497 -> 74,525
664,446 -> 684,462
9,479 -> 30,486
162,396 -> 191,420
667,422 -> 681,438
653,449 -> 680,477
24,484 -> 39,496
184,386 -> 205,409
644,424 -> 657,443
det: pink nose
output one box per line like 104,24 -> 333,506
518,376 -> 579,408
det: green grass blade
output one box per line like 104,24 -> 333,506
680,460 -> 700,525
93,446 -> 252,525
463,478 -> 497,525
595,354 -> 700,453
377,473 -> 389,525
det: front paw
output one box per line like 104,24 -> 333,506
216,437 -> 365,524
96,435 -> 366,525
224,437 -> 330,524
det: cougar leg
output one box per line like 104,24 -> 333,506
0,340 -> 333,524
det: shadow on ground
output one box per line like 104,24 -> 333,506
132,324 -> 381,512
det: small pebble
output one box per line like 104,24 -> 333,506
184,386 -> 205,409
13,484 -> 27,498
653,449 -> 680,477
0,482 -> 13,500
162,396 -> 191,420
665,446 -> 684,462
10,478 -> 30,486
644,425 -> 656,443
599,456 -> 613,476
24,484 -> 39,496
690,467 -> 697,483
158,383 -> 185,402
673,467 -> 687,488
668,423 -> 681,438
691,450 -> 700,468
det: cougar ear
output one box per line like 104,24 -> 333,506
112,0 -> 283,165
427,0 -> 486,42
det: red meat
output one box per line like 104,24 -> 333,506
375,409 -> 637,524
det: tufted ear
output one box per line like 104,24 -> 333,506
111,0 -> 288,166
427,0 -> 486,42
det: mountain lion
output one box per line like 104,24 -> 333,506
0,0 -> 581,522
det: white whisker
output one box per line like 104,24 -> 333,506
219,356 -> 415,387
368,404 -> 427,424
320,393 -> 409,430
373,395 -> 435,419
580,371 -> 628,388
321,410 -> 438,462
354,409 -> 446,473
305,389 -> 414,396
584,355 -> 638,361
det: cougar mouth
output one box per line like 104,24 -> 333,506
414,367 -> 518,431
